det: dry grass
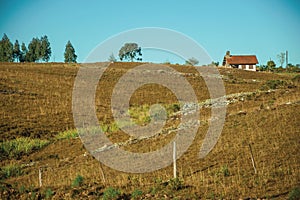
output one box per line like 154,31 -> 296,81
0,62 -> 299,199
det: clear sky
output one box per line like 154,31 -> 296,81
1,0 -> 299,65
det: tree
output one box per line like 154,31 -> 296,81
40,35 -> 51,62
211,61 -> 219,67
185,57 -> 199,66
258,65 -> 267,71
20,42 -> 28,62
26,37 -> 41,62
277,52 -> 285,68
118,43 -> 142,62
64,41 -> 77,63
286,63 -> 300,73
13,40 -> 21,62
0,33 -> 13,62
267,60 -> 276,72
108,53 -> 117,62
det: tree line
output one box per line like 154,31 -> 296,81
0,34 -> 77,63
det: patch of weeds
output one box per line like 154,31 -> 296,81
71,175 -> 84,187
150,186 -> 159,195
55,129 -> 78,140
292,74 -> 300,84
218,165 -> 230,177
165,103 -> 180,116
102,187 -> 121,200
261,79 -> 290,90
131,189 -> 143,199
129,104 -> 151,125
19,185 -> 26,193
44,188 -> 54,199
0,137 -> 50,158
100,122 -> 120,133
100,124 -> 109,133
110,122 -> 119,132
289,187 -> 300,200
207,192 -> 216,199
268,99 -> 275,106
0,164 -> 23,179
168,178 -> 183,190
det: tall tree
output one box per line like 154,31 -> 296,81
0,33 -> 13,62
40,35 -> 51,62
277,52 -> 285,68
13,40 -> 21,62
27,37 -> 41,62
64,41 -> 77,63
20,42 -> 28,62
267,60 -> 276,72
118,43 -> 142,62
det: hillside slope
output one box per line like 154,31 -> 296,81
0,62 -> 299,199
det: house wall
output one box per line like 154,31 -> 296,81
238,64 -> 256,71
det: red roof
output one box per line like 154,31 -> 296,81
226,55 -> 258,65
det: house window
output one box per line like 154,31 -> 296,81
249,65 -> 253,69
242,65 -> 246,69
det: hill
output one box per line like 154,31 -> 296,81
0,62 -> 299,199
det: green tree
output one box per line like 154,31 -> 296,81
20,42 -> 27,62
27,37 -> 41,62
267,60 -> 276,72
64,41 -> 77,63
0,33 -> 13,62
40,35 -> 51,62
119,43 -> 142,61
13,40 -> 21,62
185,57 -> 199,66
277,52 -> 285,67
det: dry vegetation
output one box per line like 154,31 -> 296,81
0,62 -> 299,199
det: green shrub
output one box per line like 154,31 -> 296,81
55,129 -> 78,140
0,137 -> 49,158
266,80 -> 286,89
131,189 -> 143,199
168,178 -> 183,190
71,175 -> 84,187
109,122 -> 120,132
44,188 -> 54,199
0,164 -> 23,179
289,187 -> 300,200
102,187 -> 121,200
260,79 -> 290,90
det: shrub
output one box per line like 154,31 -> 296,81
71,175 -> 84,187
168,178 -> 183,190
0,137 -> 49,158
261,79 -> 290,90
44,188 -> 54,199
102,187 -> 121,200
131,189 -> 143,199
289,187 -> 300,200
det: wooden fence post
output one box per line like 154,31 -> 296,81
248,144 -> 257,174
173,141 -> 177,179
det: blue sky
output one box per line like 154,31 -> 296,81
1,0 -> 299,65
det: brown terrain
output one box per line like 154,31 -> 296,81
0,62 -> 299,199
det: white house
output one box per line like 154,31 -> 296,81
222,51 -> 258,71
